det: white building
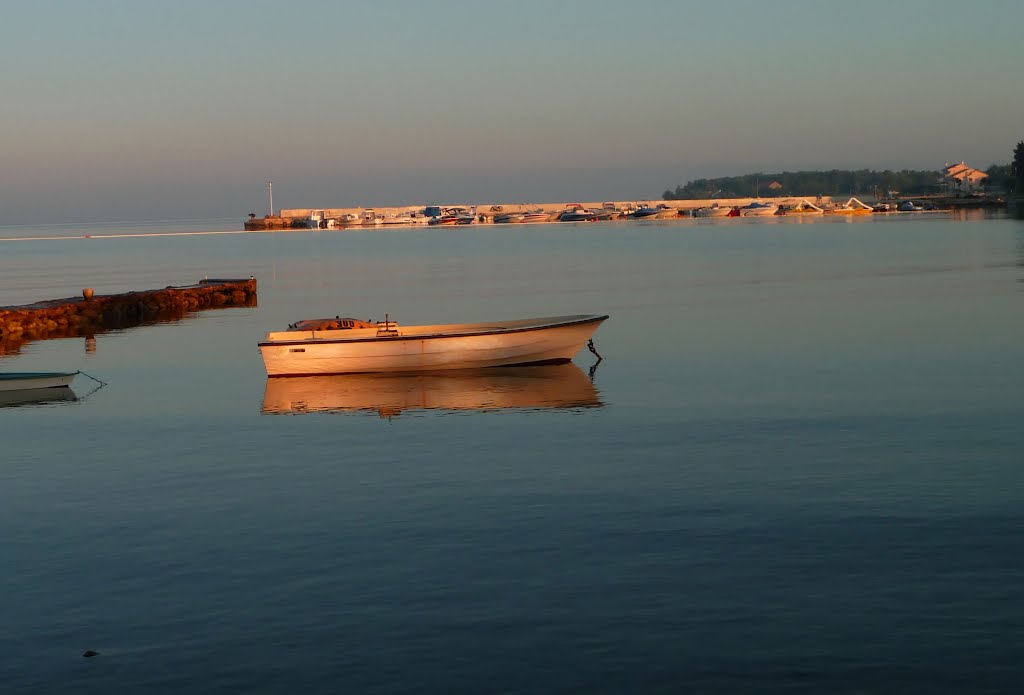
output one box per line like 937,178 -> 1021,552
943,161 -> 988,194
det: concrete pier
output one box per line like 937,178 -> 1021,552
0,278 -> 257,353
272,197 -> 843,227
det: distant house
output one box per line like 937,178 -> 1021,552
943,161 -> 988,194
767,181 -> 783,191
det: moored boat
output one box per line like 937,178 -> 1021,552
630,203 -> 676,219
521,210 -> 552,223
360,209 -> 384,226
258,314 -> 608,376
558,204 -> 596,222
693,203 -> 733,218
0,371 -> 78,392
823,197 -> 873,215
308,210 -> 337,229
427,206 -> 475,225
738,201 -> 779,216
779,199 -> 824,215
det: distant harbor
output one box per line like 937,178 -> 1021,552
244,194 -> 1005,230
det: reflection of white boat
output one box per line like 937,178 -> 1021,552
259,314 -> 608,376
0,386 -> 77,408
261,363 -> 602,417
0,371 -> 77,392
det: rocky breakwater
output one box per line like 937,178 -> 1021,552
0,278 -> 257,352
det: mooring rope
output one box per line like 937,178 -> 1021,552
74,370 -> 109,401
77,370 -> 108,387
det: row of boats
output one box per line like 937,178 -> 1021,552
692,198 -> 944,217
308,198 -> 944,228
308,203 -> 677,228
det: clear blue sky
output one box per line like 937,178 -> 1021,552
2,0 -> 1021,223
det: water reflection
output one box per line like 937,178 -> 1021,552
0,386 -> 77,408
262,363 -> 603,417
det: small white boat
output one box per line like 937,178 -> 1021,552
261,363 -> 602,417
558,204 -> 596,222
739,202 -> 779,217
0,371 -> 78,392
823,197 -> 873,215
493,212 -> 526,224
521,210 -> 551,223
259,314 -> 608,376
780,199 -> 824,215
693,203 -> 732,218
630,203 -> 676,219
308,210 -> 337,229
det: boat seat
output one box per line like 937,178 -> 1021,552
376,320 -> 399,336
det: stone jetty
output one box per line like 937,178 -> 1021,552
0,278 -> 257,353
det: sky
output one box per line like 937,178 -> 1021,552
1,0 -> 1022,224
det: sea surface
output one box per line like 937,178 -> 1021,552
2,211 -> 1023,694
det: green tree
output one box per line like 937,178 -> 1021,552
662,169 -> 940,200
1012,141 -> 1024,194
984,163 -> 1012,192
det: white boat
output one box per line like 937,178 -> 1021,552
739,202 -> 779,216
0,371 -> 78,392
823,197 -> 873,215
630,203 -> 676,219
693,203 -> 733,218
259,314 -> 608,376
308,210 -> 337,229
780,199 -> 824,215
261,363 -> 602,417
521,210 -> 551,223
427,207 -> 475,225
493,212 -> 526,224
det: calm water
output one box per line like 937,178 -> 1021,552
2,212 -> 1023,693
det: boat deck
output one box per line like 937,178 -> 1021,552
262,314 -> 606,345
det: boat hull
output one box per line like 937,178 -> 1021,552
0,372 -> 77,392
740,206 -> 778,216
521,212 -> 551,223
693,207 -> 732,217
259,315 -> 607,376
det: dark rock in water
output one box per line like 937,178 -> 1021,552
82,650 -> 99,658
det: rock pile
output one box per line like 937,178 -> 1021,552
0,278 -> 257,350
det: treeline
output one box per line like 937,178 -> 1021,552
663,169 -> 943,200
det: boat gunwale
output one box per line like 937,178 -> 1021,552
0,370 -> 79,381
258,314 -> 608,348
